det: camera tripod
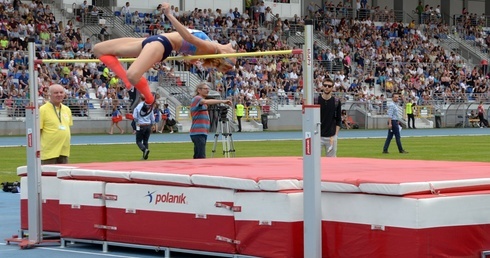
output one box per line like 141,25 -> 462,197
211,117 -> 236,158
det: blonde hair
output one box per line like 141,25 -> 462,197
202,58 -> 235,72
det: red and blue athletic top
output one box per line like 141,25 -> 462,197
180,29 -> 211,55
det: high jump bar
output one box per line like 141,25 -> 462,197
35,49 -> 303,64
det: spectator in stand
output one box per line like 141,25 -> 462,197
99,25 -> 110,41
481,59 -> 488,75
226,8 -> 235,20
79,0 -> 88,13
233,7 -> 241,19
121,2 -> 131,24
18,70 -> 28,91
97,83 -> 107,103
173,6 -> 180,17
153,4 -> 162,17
241,9 -> 250,20
0,35 -> 9,50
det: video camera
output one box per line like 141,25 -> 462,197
217,104 -> 230,120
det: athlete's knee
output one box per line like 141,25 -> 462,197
126,69 -> 144,85
92,44 -> 104,57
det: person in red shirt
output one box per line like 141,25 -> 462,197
481,59 -> 488,75
477,101 -> 489,128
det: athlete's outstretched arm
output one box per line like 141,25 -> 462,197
162,2 -> 215,53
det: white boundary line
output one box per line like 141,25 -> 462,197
1,132 -> 489,148
0,243 -> 141,258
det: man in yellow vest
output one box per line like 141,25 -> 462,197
235,100 -> 245,132
109,75 -> 120,88
102,66 -> 110,83
406,99 -> 416,129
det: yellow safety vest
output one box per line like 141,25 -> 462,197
406,102 -> 413,115
236,104 -> 245,117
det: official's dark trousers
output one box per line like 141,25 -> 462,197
136,124 -> 152,152
237,116 -> 242,132
435,116 -> 442,128
383,120 -> 404,152
407,113 -> 415,128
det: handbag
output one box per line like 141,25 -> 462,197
112,115 -> 122,123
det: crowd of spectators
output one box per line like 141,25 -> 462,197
1,0 -> 489,120
0,0 -> 134,117
305,2 -> 490,112
453,8 -> 490,54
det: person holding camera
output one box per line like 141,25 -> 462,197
190,82 -> 232,159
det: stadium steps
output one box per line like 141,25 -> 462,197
440,35 -> 481,67
45,1 -> 93,43
99,6 -> 146,38
0,105 -> 12,121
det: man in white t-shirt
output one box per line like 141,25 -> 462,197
97,84 -> 107,102
121,2 -> 131,15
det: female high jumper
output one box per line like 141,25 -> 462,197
93,2 -> 236,107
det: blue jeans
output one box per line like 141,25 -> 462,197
383,120 -> 404,152
190,134 -> 207,159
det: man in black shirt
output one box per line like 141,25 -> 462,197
73,28 -> 82,42
99,26 -> 109,41
318,78 -> 342,157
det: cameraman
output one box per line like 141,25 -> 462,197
190,82 -> 232,159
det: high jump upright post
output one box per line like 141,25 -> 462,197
26,37 -> 43,244
302,20 -> 322,257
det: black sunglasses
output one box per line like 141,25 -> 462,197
323,84 -> 334,88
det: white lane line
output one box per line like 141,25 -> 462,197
38,247 -> 142,258
0,243 -> 141,258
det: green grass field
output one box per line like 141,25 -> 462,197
1,135 -> 490,183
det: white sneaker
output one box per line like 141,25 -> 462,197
170,131 -> 174,134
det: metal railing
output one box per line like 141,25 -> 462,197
3,95 -> 490,130
0,98 -> 135,119
158,72 -> 192,106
